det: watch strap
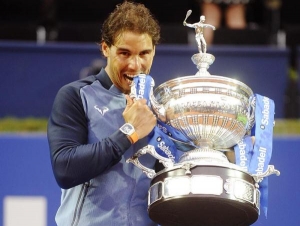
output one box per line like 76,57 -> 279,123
128,131 -> 139,144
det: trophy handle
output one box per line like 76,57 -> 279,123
149,93 -> 167,122
251,165 -> 280,183
126,145 -> 174,178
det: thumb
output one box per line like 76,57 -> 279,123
124,95 -> 134,109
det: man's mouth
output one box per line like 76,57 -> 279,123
124,73 -> 146,86
124,74 -> 134,82
124,74 -> 139,86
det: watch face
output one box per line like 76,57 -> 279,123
121,123 -> 134,135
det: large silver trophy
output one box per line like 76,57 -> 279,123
127,11 -> 280,226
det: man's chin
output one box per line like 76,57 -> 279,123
122,87 -> 131,95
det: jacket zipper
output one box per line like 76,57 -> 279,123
71,182 -> 90,226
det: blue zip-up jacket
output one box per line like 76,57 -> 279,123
47,68 -> 157,226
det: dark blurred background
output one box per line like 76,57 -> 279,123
1,0 -> 299,70
1,0 -> 298,45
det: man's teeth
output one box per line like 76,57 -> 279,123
125,74 -> 135,81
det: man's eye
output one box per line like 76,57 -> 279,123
120,51 -> 130,56
140,51 -> 150,56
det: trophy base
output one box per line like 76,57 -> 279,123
149,196 -> 258,226
148,164 -> 259,226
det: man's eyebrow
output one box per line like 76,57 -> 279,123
142,48 -> 154,52
115,46 -> 129,51
116,47 -> 153,53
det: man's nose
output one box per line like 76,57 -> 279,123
128,55 -> 141,70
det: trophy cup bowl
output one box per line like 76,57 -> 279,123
153,74 -> 254,154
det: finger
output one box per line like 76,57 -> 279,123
125,95 -> 134,106
135,98 -> 147,105
129,91 -> 137,100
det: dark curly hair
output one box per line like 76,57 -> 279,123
101,1 -> 160,47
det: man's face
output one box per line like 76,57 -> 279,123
102,31 -> 155,94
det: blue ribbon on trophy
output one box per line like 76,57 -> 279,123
131,75 -> 179,163
234,94 -> 275,217
131,75 -> 197,163
156,120 -> 198,152
130,74 -> 154,107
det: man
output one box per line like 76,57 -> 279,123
47,2 -> 160,225
183,15 -> 215,53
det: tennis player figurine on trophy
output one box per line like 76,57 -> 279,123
126,10 -> 280,226
183,11 -> 215,54
183,11 -> 215,76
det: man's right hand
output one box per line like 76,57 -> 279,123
123,95 -> 156,140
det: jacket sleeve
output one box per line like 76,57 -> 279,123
47,84 -> 131,189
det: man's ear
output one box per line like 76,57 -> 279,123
102,42 -> 109,57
